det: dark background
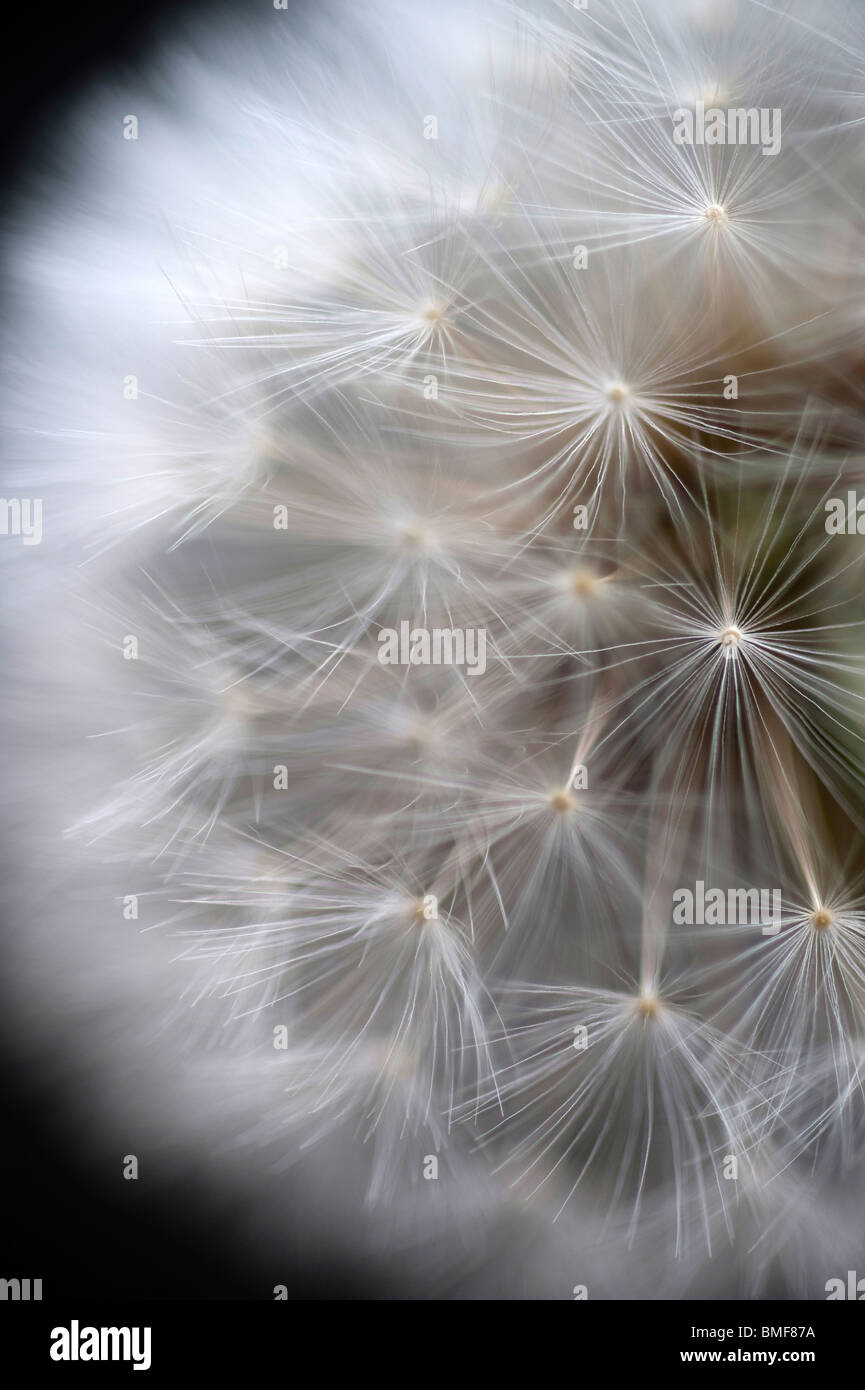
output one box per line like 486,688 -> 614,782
0,1 -> 184,190
0,0 -> 371,1301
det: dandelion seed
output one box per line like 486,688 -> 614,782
464,978 -> 765,1254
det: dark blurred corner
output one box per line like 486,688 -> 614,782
0,0 -> 188,191
0,1043 -> 373,1298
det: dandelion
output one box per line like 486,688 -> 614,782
5,0 -> 865,1302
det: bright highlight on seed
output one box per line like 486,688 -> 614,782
568,566 -> 600,598
417,300 -> 448,327
604,380 -> 630,405
400,520 -> 434,550
719,624 -> 744,652
633,992 -> 662,1020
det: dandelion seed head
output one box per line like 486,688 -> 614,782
468,982 -> 763,1248
603,380 -> 631,407
718,623 -> 744,652
702,201 -> 728,226
414,299 -> 449,333
403,715 -> 442,749
811,907 -> 835,932
397,519 -> 438,553
565,566 -> 602,600
8,0 -> 865,1299
632,990 -> 663,1021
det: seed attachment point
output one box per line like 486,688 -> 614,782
633,991 -> 662,1021
604,380 -> 630,406
719,624 -> 744,656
